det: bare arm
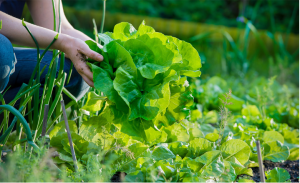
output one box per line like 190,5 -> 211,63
0,2 -> 102,87
27,0 -> 91,42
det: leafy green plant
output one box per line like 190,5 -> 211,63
85,21 -> 201,143
265,167 -> 291,182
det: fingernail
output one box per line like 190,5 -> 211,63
98,55 -> 103,61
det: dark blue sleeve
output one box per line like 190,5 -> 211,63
0,0 -> 26,19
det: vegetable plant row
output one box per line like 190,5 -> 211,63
48,22 -> 299,182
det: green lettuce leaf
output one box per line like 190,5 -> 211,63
220,139 -> 251,165
152,144 -> 176,161
197,150 -> 225,178
80,91 -> 106,113
186,138 -> 213,158
263,131 -> 285,144
265,167 -> 290,182
263,141 -> 290,162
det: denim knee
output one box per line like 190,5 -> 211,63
0,34 -> 16,93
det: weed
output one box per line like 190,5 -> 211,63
218,89 -> 232,146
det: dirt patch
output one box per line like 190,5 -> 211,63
111,172 -> 127,182
251,160 -> 299,182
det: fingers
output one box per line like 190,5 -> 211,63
82,74 -> 94,88
82,46 -> 103,62
74,62 -> 95,87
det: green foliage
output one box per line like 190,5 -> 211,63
0,142 -> 113,182
265,167 -> 291,182
63,0 -> 299,34
85,21 -> 201,143
263,141 -> 290,162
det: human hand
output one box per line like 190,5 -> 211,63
59,35 -> 103,87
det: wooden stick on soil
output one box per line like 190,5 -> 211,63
41,104 -> 49,137
61,100 -> 78,171
256,140 -> 265,182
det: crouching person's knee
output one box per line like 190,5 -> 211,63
0,34 -> 16,93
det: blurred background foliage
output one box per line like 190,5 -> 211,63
63,0 -> 299,34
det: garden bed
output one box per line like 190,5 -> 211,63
251,160 -> 299,182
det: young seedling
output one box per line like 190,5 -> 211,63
218,89 -> 232,146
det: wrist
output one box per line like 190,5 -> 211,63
53,33 -> 73,52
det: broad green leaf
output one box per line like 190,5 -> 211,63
122,39 -> 155,70
168,141 -> 188,158
283,128 -> 299,144
81,92 -> 106,113
242,105 -> 261,117
186,138 -> 213,158
139,32 -> 182,65
120,117 -> 165,144
263,141 -> 290,162
128,143 -> 149,159
105,41 -> 137,77
219,93 -> 245,111
57,152 -> 73,163
113,67 -> 142,105
98,33 -> 114,46
220,139 -> 251,165
155,160 -> 177,179
287,147 -> 299,160
265,167 -> 290,182
155,77 -> 193,126
205,133 -> 219,142
125,170 -> 145,182
135,34 -> 176,79
189,124 -> 204,140
203,110 -> 218,124
49,120 -> 77,139
137,20 -> 155,35
239,167 -> 253,176
263,131 -> 284,144
118,143 -> 149,173
197,150 -> 225,178
163,123 -> 189,142
206,76 -> 228,89
79,112 -> 115,149
190,109 -> 202,121
167,36 -> 202,73
152,144 -> 176,161
219,161 -> 237,182
89,63 -> 129,113
85,40 -> 102,53
61,132 -> 89,158
129,82 -> 170,121
199,124 -> 217,135
111,22 -> 137,41
183,157 -> 203,172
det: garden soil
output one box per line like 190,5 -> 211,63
251,160 -> 299,182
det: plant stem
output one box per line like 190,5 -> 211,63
99,0 -> 106,45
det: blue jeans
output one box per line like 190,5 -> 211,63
0,34 -> 90,106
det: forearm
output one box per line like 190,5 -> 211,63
0,12 -> 69,51
62,27 -> 92,42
